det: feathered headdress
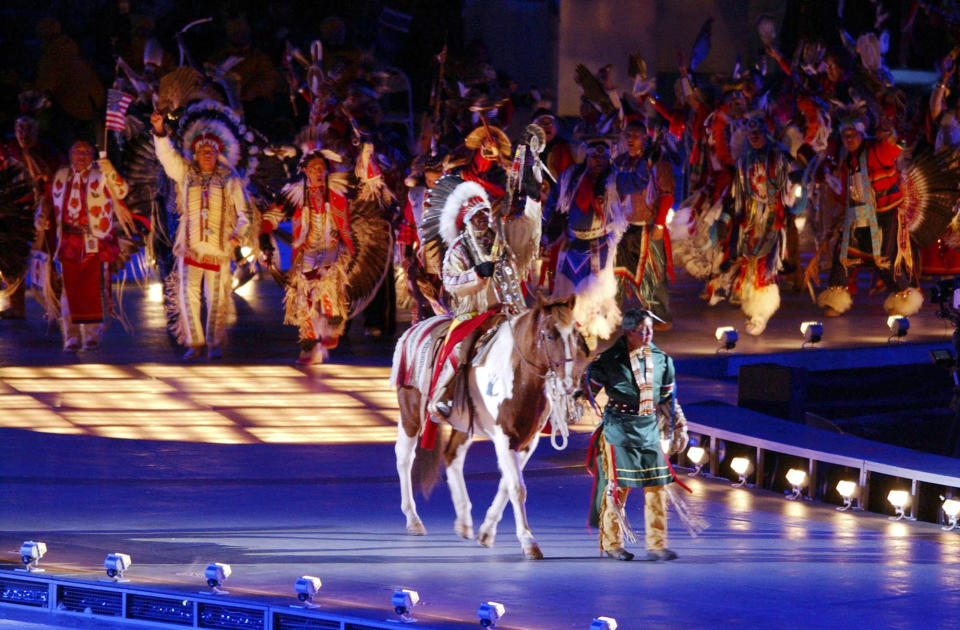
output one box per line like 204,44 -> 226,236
178,100 -> 256,172
438,180 -> 491,248
463,125 -> 511,162
295,124 -> 343,170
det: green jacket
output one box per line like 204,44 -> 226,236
587,337 -> 675,526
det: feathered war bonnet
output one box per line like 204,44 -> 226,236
438,180 -> 491,248
178,99 -> 256,172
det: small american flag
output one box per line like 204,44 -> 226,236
105,89 -> 133,132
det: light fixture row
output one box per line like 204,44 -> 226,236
10,547 -> 615,628
711,317 -> 910,352
685,446 -> 959,524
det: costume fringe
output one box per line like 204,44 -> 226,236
883,286 -> 923,317
671,191 -> 726,279
0,276 -> 19,311
741,283 -> 780,335
666,484 -> 709,538
570,267 -> 621,341
163,267 -> 187,345
607,482 -> 639,544
112,272 -> 135,334
817,286 -> 853,314
27,252 -> 60,321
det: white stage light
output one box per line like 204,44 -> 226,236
18,541 -> 46,573
477,601 -> 505,628
590,617 -> 618,630
887,316 -> 909,341
730,457 -> 751,488
294,575 -> 322,607
391,588 -> 420,623
686,445 -> 706,477
836,480 -> 858,511
204,562 -> 231,595
887,490 -> 910,520
800,321 -> 823,347
942,497 -> 960,531
715,326 -> 738,352
785,468 -> 808,500
104,553 -> 132,582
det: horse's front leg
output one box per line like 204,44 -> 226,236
445,431 -> 475,539
395,398 -> 427,535
476,434 -> 539,548
480,429 -> 542,559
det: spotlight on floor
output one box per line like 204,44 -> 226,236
800,321 -> 823,348
730,456 -> 751,488
477,601 -> 505,628
104,553 -> 132,582
836,480 -> 858,511
785,468 -> 808,500
590,616 -> 618,630
18,541 -> 46,573
204,562 -> 231,595
942,497 -> 960,531
887,490 -> 911,520
715,326 -> 738,352
391,588 -> 420,623
887,316 -> 909,342
294,575 -> 322,608
686,445 -> 706,477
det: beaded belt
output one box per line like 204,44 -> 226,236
606,401 -> 639,415
570,226 -> 606,240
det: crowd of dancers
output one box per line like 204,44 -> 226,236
2,4 -> 960,362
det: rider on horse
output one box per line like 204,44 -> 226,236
428,179 -> 500,420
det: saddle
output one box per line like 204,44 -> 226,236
439,308 -> 508,435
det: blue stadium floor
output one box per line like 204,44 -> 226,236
1,271 -> 959,629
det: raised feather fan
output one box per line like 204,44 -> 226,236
574,64 -> 616,117
900,146 -> 960,248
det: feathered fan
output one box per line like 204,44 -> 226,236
156,67 -> 210,117
343,195 -> 393,313
900,146 -> 960,248
627,50 -> 655,96
574,64 -> 617,117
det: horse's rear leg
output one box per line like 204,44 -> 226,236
478,430 -> 542,559
396,389 -> 426,535
444,431 -> 474,539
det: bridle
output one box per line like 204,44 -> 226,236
511,314 -> 575,378
509,308 -> 581,450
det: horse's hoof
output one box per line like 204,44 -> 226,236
477,530 -> 496,548
406,521 -> 427,536
523,544 -> 544,560
454,521 -> 475,540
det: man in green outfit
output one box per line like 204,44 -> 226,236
585,308 -> 688,561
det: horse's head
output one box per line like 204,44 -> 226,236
517,294 -> 581,388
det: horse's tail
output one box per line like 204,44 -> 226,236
412,423 -> 447,498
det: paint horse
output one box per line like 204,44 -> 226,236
390,295 -> 585,559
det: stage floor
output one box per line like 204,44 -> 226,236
1,272 -> 959,629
